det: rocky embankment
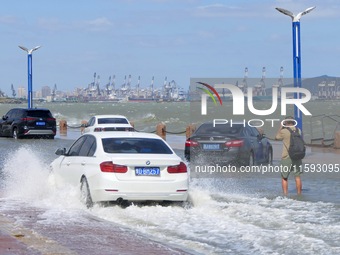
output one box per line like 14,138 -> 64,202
0,98 -> 24,104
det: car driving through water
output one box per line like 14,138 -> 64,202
50,132 -> 189,207
82,115 -> 134,133
185,121 -> 273,166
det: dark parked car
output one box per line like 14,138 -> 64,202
0,108 -> 56,139
185,122 -> 273,166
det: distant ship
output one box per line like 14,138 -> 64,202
127,96 -> 159,102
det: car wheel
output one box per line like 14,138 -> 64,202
248,151 -> 254,167
12,128 -> 19,139
267,149 -> 273,165
80,178 -> 93,208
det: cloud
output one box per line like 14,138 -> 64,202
0,15 -> 18,24
194,3 -> 242,17
196,3 -> 239,10
84,17 -> 113,32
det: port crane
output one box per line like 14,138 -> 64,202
51,84 -> 57,100
238,67 -> 248,93
105,75 -> 116,95
254,67 -> 266,96
11,84 -> 16,97
96,75 -> 101,96
272,67 -> 284,97
136,76 -> 141,97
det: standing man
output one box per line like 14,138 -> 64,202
275,116 -> 303,195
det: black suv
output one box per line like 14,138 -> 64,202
0,108 -> 56,139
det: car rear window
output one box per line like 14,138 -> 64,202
196,123 -> 242,135
102,138 -> 173,154
98,118 -> 128,124
102,127 -> 134,131
26,110 -> 53,118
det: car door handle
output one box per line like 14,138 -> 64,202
67,161 -> 71,166
81,162 -> 86,166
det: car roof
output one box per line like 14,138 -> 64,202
10,108 -> 51,111
92,115 -> 129,119
83,131 -> 163,140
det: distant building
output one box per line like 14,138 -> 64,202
17,87 -> 26,99
41,86 -> 51,98
35,90 -> 42,98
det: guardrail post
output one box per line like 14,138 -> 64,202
80,120 -> 87,133
130,121 -> 135,129
186,124 -> 196,138
334,131 -> 340,149
59,120 -> 67,135
156,123 -> 166,140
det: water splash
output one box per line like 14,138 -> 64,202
1,145 -> 83,209
2,145 -> 51,200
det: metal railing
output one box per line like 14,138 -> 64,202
310,114 -> 340,146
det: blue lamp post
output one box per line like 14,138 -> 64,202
19,45 -> 41,109
275,7 -> 315,131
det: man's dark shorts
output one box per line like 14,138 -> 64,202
280,158 -> 302,179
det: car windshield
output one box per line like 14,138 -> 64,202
102,138 -> 173,154
98,118 -> 128,124
26,110 -> 52,118
196,123 -> 242,135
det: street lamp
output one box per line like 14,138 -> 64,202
18,45 -> 41,109
275,6 -> 315,131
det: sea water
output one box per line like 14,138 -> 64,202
0,100 -> 338,140
0,101 -> 339,254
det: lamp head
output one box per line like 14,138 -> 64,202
18,45 -> 41,54
18,45 -> 29,52
276,6 -> 316,22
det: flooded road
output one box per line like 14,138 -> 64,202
1,135 -> 340,255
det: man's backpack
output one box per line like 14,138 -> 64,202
286,127 -> 306,160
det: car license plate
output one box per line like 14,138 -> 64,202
135,167 -> 160,176
36,121 -> 46,126
203,143 -> 220,150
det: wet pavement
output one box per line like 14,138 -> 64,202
1,132 -> 339,255
0,205 -> 192,255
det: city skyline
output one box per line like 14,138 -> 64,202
1,0 -> 340,96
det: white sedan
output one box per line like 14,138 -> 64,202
82,115 -> 134,133
50,132 -> 189,207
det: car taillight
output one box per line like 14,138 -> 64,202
47,118 -> 56,121
94,127 -> 103,132
225,139 -> 244,147
21,117 -> 36,121
167,162 -> 187,174
100,161 -> 128,173
185,140 -> 199,147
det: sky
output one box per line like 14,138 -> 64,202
1,0 -> 340,96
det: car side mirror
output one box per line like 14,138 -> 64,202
2,115 -> 8,120
55,148 -> 67,155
